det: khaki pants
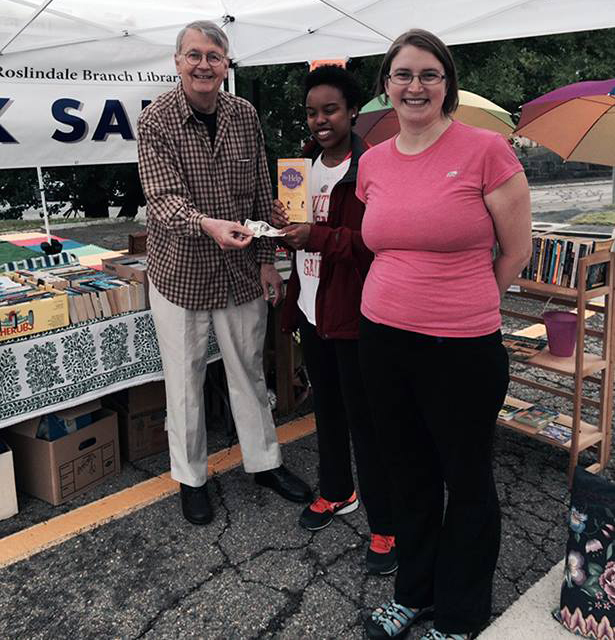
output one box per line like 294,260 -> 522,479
149,282 -> 282,486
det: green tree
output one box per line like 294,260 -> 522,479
452,28 -> 615,117
235,54 -> 383,177
1,27 -> 614,220
0,163 -> 143,220
0,168 -> 39,219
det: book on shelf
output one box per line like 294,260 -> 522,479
520,234 -> 613,290
537,421 -> 572,444
498,403 -> 523,421
513,405 -> 560,429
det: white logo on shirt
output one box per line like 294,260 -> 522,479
446,170 -> 458,177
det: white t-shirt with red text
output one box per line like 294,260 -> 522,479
297,154 -> 351,325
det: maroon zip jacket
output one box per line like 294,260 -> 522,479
280,133 -> 372,339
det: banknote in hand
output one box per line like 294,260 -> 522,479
244,219 -> 287,238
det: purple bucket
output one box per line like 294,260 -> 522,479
543,311 -> 577,357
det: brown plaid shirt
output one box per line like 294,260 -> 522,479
137,84 -> 275,310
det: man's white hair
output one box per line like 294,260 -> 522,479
176,21 -> 229,55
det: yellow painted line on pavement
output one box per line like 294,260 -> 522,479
0,414 -> 316,569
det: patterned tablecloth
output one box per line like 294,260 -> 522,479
0,311 -> 220,430
0,231 -> 289,429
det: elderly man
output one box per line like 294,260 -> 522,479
137,20 -> 311,525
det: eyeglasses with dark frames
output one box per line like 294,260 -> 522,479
387,71 -> 446,86
182,50 -> 226,67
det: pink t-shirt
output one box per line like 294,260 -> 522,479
356,121 -> 523,337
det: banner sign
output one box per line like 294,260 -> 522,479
0,41 -> 178,169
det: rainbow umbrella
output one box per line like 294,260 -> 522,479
355,90 -> 514,145
515,79 -> 615,166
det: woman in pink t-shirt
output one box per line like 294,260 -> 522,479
358,29 -> 531,640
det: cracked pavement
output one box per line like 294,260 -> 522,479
0,200 -> 614,638
1,382 -> 613,639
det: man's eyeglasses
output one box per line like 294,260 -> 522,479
387,71 -> 446,86
182,50 -> 226,67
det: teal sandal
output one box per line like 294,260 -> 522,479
364,600 -> 434,638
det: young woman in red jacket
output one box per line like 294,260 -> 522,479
272,65 -> 395,575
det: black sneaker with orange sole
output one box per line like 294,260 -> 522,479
366,534 -> 398,575
299,492 -> 359,531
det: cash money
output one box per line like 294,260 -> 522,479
244,219 -> 286,238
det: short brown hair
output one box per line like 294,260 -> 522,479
375,29 -> 459,116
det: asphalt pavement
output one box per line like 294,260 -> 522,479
0,179 -> 614,639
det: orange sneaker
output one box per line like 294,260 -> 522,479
298,492 -> 359,531
366,534 -> 398,575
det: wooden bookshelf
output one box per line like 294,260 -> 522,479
501,250 -> 615,485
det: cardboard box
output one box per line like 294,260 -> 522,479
5,408 -> 120,505
0,440 -> 18,520
0,274 -> 69,342
114,405 -> 168,461
109,381 -> 165,414
103,382 -> 167,461
101,254 -> 148,284
128,231 -> 147,254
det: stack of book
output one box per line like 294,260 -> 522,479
520,234 -> 613,289
498,403 -> 524,421
501,333 -> 547,362
101,255 -> 147,283
511,404 -> 559,429
0,273 -> 69,340
0,276 -> 56,307
14,264 -> 147,324
537,421 -> 572,444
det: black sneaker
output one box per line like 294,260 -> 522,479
366,534 -> 398,575
298,492 -> 359,531
180,482 -> 213,525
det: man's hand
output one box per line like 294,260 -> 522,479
281,223 -> 311,250
200,218 -> 254,250
271,199 -> 289,229
260,263 -> 283,306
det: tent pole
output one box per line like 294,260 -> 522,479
0,0 -> 56,54
612,167 -> 615,206
227,66 -> 236,95
36,166 -> 51,243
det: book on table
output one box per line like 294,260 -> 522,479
513,405 -> 560,429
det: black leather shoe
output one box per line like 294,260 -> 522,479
180,482 -> 213,525
254,466 -> 312,503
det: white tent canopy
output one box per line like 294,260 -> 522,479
2,0 -> 615,66
2,0 -> 614,230
1,0 -> 614,171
